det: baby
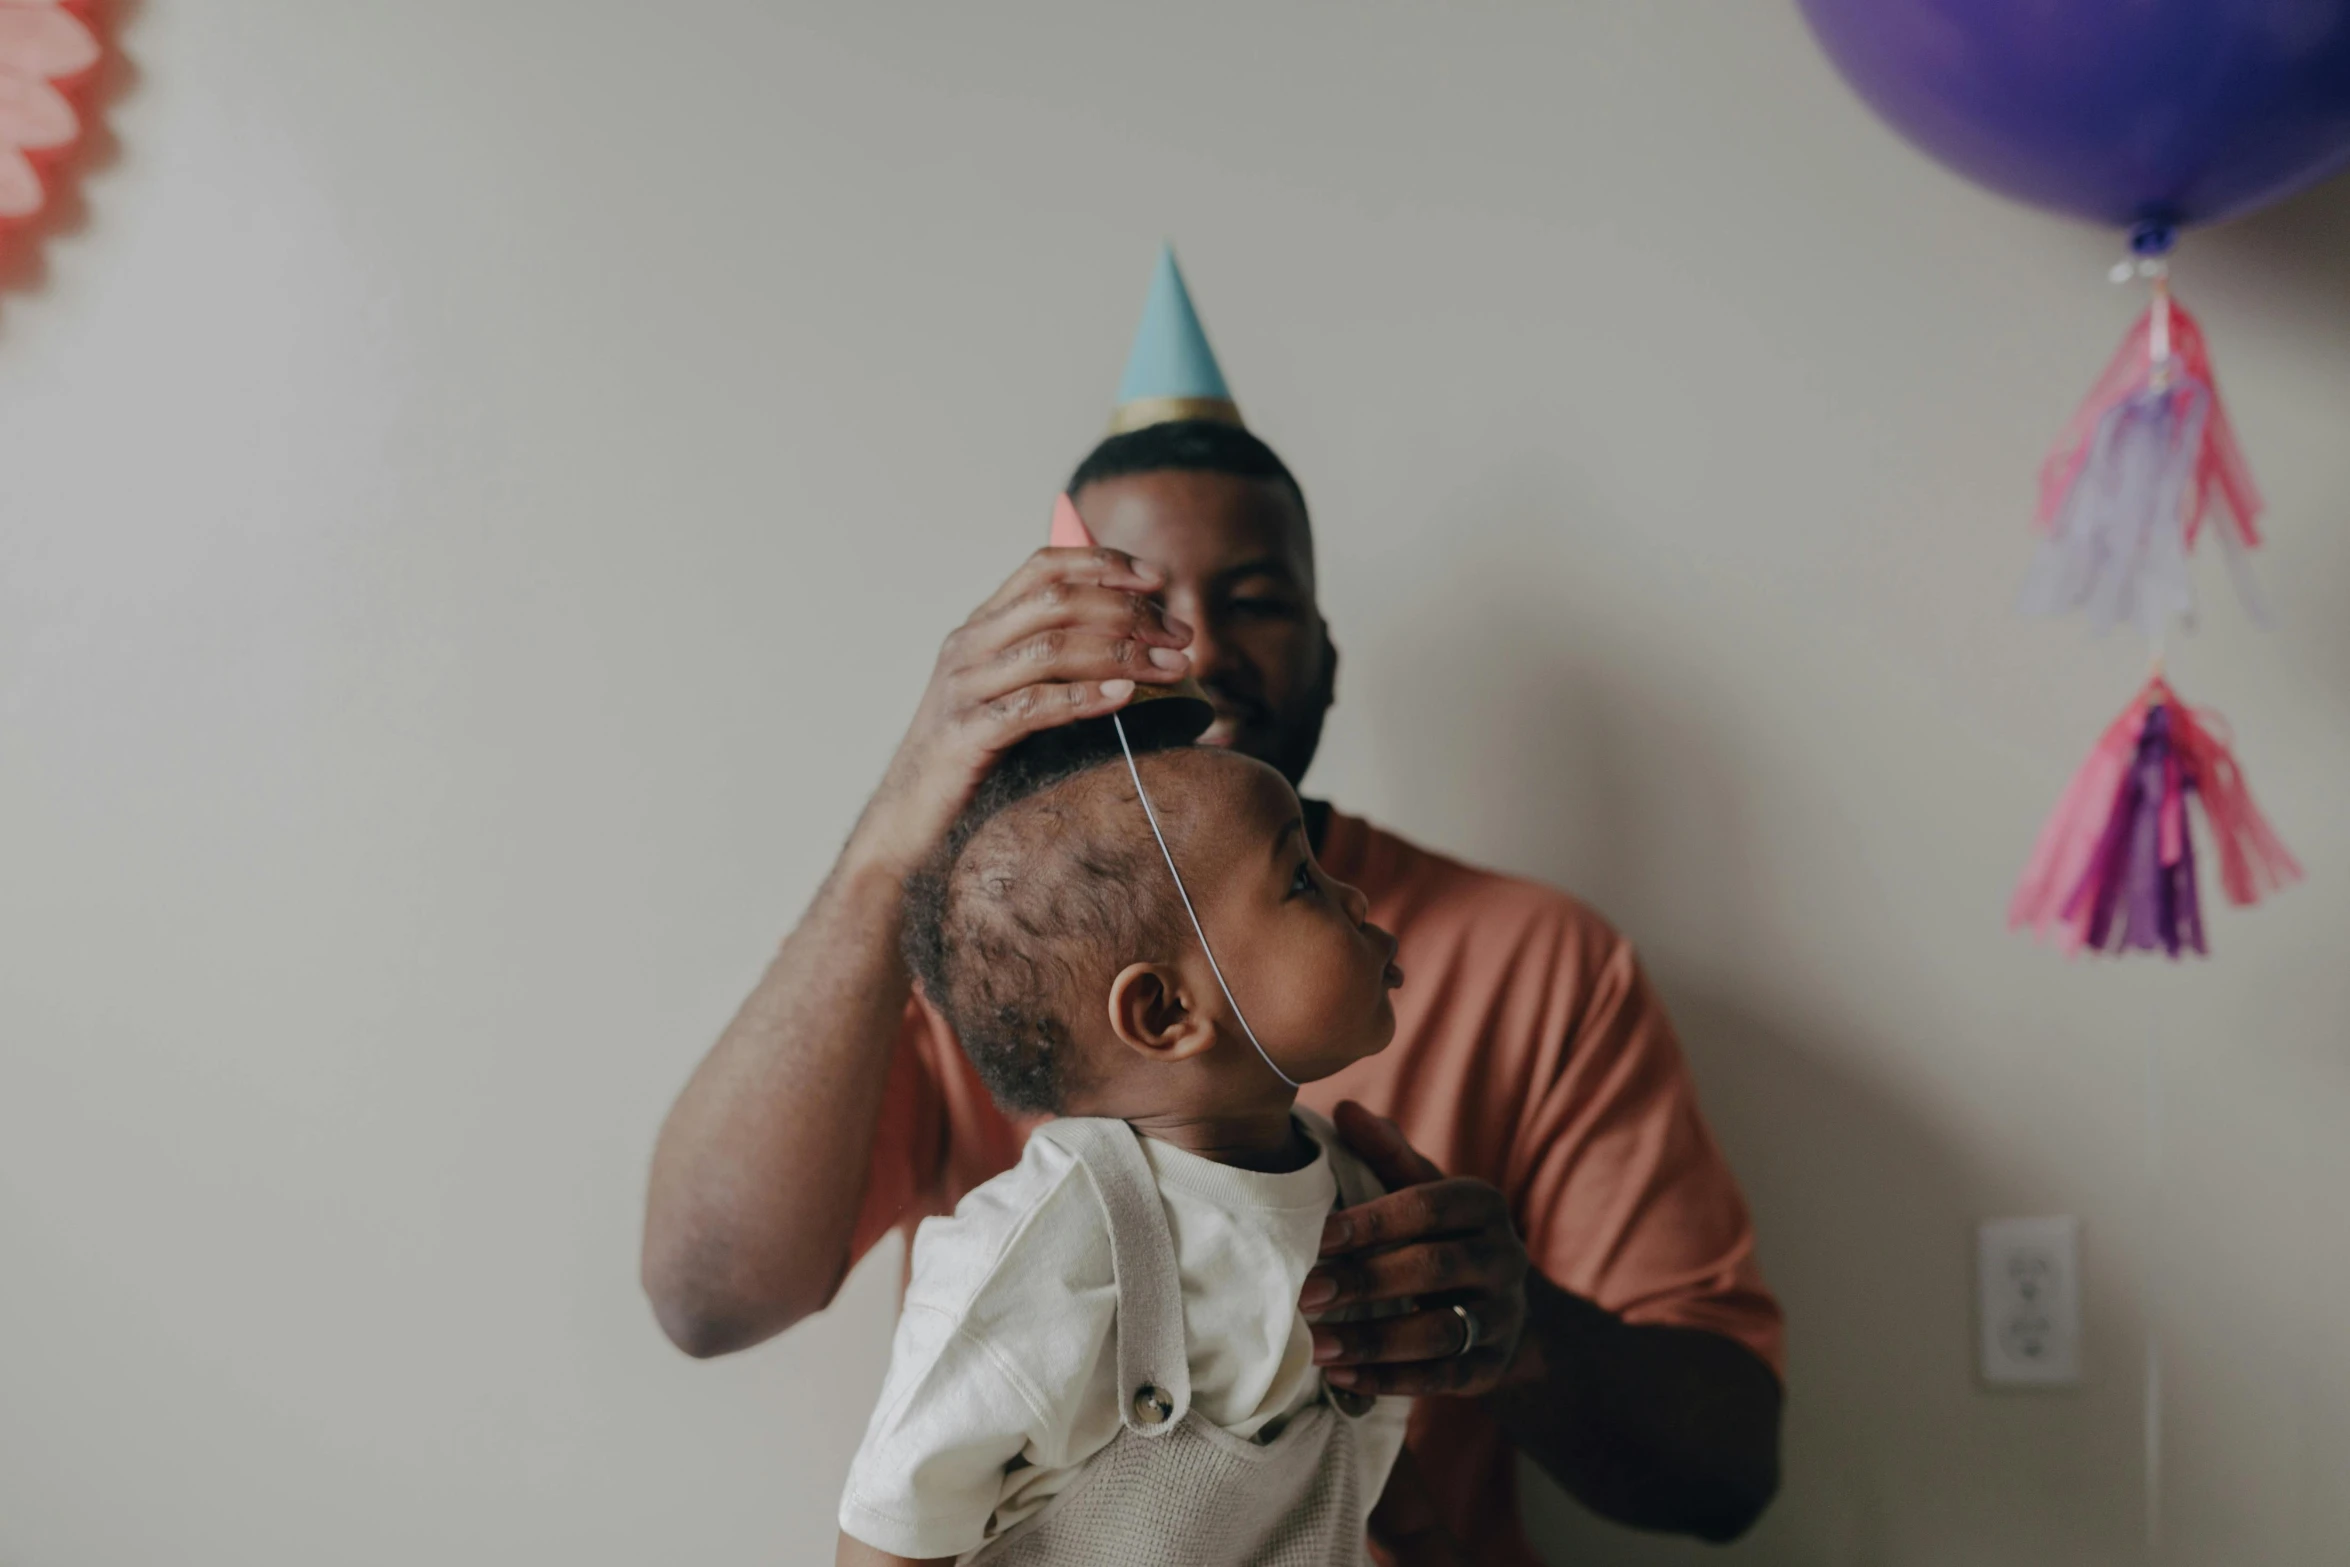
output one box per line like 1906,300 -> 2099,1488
833,717 -> 1412,1565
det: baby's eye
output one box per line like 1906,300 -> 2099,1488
1289,861 -> 1318,898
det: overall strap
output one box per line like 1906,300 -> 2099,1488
1051,1118 -> 1192,1438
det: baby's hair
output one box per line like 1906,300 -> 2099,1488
901,720 -> 1195,1116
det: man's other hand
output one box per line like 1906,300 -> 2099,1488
1302,1100 -> 1531,1399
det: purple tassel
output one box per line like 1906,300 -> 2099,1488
2174,776 -> 2206,956
2061,705 -> 2206,959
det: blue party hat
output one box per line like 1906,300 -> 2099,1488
1110,244 -> 1243,434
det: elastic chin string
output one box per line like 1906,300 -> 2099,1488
1111,711 -> 1301,1091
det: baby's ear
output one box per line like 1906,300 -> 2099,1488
1106,963 -> 1217,1064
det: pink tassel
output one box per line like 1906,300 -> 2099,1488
2036,295 -> 2263,551
2166,700 -> 2301,908
2010,693 -> 2150,950
2012,678 -> 2297,958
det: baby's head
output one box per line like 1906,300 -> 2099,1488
902,729 -> 1401,1120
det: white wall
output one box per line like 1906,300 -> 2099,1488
5,3 -> 2348,1562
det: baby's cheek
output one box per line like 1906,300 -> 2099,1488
1274,936 -> 1377,1043
1240,949 -> 1339,1048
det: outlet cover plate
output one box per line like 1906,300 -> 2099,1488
1977,1216 -> 2081,1386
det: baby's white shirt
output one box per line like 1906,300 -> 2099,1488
837,1115 -> 1409,1559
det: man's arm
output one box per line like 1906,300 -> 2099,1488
640,545 -> 1194,1357
1487,1275 -> 1781,1542
640,843 -> 919,1357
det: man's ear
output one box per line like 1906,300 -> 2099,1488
1107,963 -> 1218,1064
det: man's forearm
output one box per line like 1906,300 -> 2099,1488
641,845 -> 916,1357
639,540 -> 1195,1358
1484,1272 -> 1782,1543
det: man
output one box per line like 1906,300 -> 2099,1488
643,248 -> 1783,1561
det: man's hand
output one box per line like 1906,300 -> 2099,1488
851,545 -> 1195,877
1305,1099 -> 1782,1543
1302,1100 -> 1531,1398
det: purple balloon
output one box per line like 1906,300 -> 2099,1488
1797,0 -> 2350,241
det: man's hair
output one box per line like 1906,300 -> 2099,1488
901,720 -> 1194,1116
1067,420 -> 1309,519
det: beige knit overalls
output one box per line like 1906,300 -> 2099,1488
965,1112 -> 1383,1567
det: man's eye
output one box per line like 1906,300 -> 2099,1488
1290,862 -> 1318,897
1229,595 -> 1299,618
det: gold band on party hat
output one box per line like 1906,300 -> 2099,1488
1108,245 -> 1243,435
1107,395 -> 1243,435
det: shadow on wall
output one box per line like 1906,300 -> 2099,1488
1357,529 -> 2138,1563
0,0 -> 139,315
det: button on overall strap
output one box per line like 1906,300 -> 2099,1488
1052,1118 -> 1191,1438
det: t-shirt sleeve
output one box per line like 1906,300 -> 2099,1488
1511,919 -> 1784,1376
838,1143 -> 1112,1558
844,999 -> 949,1268
836,1297 -> 1045,1557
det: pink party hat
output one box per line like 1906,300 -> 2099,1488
1049,492 -> 1094,549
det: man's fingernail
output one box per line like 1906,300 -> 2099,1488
1162,615 -> 1192,639
1320,1215 -> 1350,1253
1311,1328 -> 1341,1364
1299,1275 -> 1338,1310
1148,646 -> 1190,670
1101,679 -> 1135,701
1325,1367 -> 1359,1389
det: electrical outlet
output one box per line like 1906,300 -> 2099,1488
1977,1216 -> 2081,1386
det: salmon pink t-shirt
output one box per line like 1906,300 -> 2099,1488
848,807 -> 1782,1565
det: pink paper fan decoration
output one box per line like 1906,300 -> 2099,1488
0,1 -> 100,225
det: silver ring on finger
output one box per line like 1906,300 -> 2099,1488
1449,1303 -> 1481,1358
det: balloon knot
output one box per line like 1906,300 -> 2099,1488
2130,221 -> 2178,257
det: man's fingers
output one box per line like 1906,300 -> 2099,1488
1324,1350 -> 1513,1400
956,630 -> 1191,707
970,545 -> 1171,622
1310,1305 -> 1481,1368
1332,1099 -> 1443,1193
1313,1293 -> 1525,1367
971,574 -> 1193,654
1320,1177 -> 1508,1256
961,679 -> 1141,746
1304,1237 -> 1521,1310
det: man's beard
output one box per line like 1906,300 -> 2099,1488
1210,645 -> 1336,789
